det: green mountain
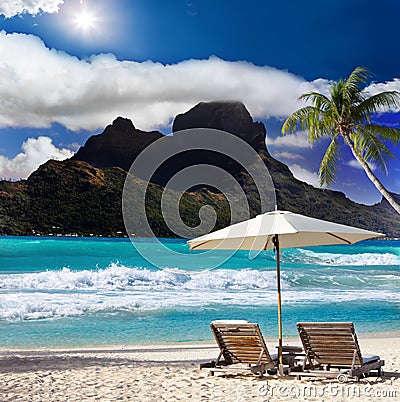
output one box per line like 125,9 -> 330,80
1,101 -> 399,237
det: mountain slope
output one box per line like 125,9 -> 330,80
1,101 -> 399,237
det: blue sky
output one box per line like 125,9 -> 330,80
0,0 -> 399,205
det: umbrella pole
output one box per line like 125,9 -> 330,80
273,234 -> 284,375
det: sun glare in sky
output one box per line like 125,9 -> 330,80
58,0 -> 123,52
74,10 -> 96,31
73,9 -> 97,33
71,4 -> 103,36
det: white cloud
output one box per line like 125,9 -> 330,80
0,31 -> 328,132
289,164 -> 321,188
347,160 -> 362,169
273,151 -> 304,160
267,131 -> 310,148
0,136 -> 73,180
346,159 -> 377,171
366,79 -> 400,112
2,31 -> 397,135
0,0 -> 64,18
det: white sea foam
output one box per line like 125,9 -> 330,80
294,250 -> 399,266
0,264 -> 280,291
0,287 -> 398,321
0,263 -> 399,321
0,262 -> 398,292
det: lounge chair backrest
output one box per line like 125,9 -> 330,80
210,321 -> 274,367
297,322 -> 363,367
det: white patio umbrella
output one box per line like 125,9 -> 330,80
188,209 -> 383,374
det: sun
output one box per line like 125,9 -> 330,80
73,9 -> 98,33
74,10 -> 96,29
63,1 -> 115,42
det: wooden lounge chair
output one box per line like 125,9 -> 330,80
200,320 -> 278,377
296,322 -> 384,382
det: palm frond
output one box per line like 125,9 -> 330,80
300,89 -> 343,127
343,67 -> 370,97
347,67 -> 370,85
330,80 -> 360,120
319,137 -> 340,187
355,91 -> 400,119
281,105 -> 337,145
298,92 -> 332,111
280,67 -> 400,211
351,127 -> 395,174
360,123 -> 400,144
281,106 -> 319,132
338,68 -> 370,117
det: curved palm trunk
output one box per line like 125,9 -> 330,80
344,135 -> 400,215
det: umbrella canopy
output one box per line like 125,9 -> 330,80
188,209 -> 384,374
188,210 -> 383,251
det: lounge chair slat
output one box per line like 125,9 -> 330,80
201,321 -> 278,376
228,352 -> 265,356
311,346 -> 358,351
298,322 -> 354,328
296,322 -> 384,381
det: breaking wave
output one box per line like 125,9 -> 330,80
0,260 -> 399,292
0,261 -> 399,321
0,264 -> 279,291
287,249 -> 399,266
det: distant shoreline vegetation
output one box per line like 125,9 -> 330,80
0,234 -> 397,242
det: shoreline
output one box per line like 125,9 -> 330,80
2,234 -> 399,241
2,331 -> 400,352
0,331 -> 400,355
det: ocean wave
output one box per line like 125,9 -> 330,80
0,287 -> 398,321
0,264 -> 287,291
0,265 -> 399,321
290,250 -> 399,266
0,263 -> 399,293
0,264 -> 280,291
0,292 -> 138,321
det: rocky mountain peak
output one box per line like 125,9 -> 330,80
71,117 -> 163,171
110,116 -> 136,133
172,101 -> 266,151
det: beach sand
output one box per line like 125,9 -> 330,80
0,336 -> 399,401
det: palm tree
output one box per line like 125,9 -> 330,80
282,67 -> 400,214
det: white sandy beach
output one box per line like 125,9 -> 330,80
0,336 -> 399,402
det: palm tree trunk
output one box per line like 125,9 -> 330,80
344,135 -> 400,215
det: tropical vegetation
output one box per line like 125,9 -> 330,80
282,67 -> 400,214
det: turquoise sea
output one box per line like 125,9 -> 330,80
0,237 -> 399,349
